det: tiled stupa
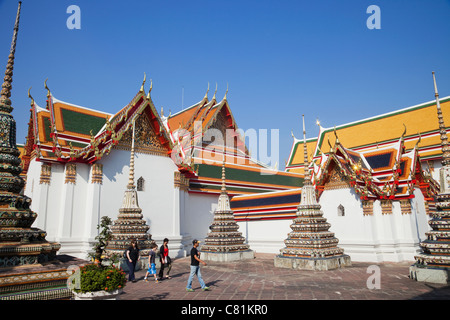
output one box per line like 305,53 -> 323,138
200,155 -> 254,261
0,2 -> 87,301
274,116 -> 351,270
104,121 -> 154,268
0,1 -> 60,269
410,72 -> 450,284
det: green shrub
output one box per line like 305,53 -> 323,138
77,264 -> 126,293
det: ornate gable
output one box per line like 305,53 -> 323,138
114,112 -> 169,157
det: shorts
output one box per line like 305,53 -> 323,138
147,263 -> 156,274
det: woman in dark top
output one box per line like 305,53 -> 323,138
158,238 -> 172,280
126,239 -> 140,282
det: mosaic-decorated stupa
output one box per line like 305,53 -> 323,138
104,121 -> 154,266
274,116 -> 351,270
0,1 -> 60,269
200,154 -> 254,261
410,72 -> 450,284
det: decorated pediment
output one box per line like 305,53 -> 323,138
115,112 -> 169,157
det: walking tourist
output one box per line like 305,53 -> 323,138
186,239 -> 210,292
126,239 -> 140,283
144,243 -> 159,283
158,238 -> 172,280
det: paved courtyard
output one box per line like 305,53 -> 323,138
121,253 -> 450,300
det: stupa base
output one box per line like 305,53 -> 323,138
274,254 -> 351,271
201,250 -> 255,262
409,264 -> 449,284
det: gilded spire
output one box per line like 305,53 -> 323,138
0,1 -> 22,114
127,120 -> 136,189
432,71 -> 450,166
302,114 -> 311,184
216,151 -> 231,211
221,152 -> 227,194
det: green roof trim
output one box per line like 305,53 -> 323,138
197,163 -> 303,188
189,182 -> 270,194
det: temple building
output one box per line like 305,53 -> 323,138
18,70 -> 448,264
232,88 -> 445,263
19,77 -> 302,260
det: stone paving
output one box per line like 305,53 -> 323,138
121,253 -> 450,300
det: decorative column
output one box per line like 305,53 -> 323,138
104,120 -> 154,270
274,115 -> 351,270
0,1 -> 60,268
200,156 -> 254,262
410,72 -> 450,284
83,163 -> 103,245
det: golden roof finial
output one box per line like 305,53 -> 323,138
146,78 -> 152,99
334,126 -> 340,144
223,82 -> 228,100
28,86 -> 34,106
44,78 -> 50,97
161,106 -> 164,117
204,82 -> 210,99
415,132 -> 422,149
140,72 -> 146,92
212,82 -> 217,100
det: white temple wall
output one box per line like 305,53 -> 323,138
236,219 -> 291,254
184,192 -> 217,248
26,148 -> 187,260
99,149 -> 183,256
318,187 -> 431,262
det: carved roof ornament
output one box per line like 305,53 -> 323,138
223,83 -> 228,100
146,78 -> 153,100
140,72 -> 146,93
204,82 -> 210,100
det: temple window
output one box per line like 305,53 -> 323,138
338,204 -> 345,216
137,176 -> 145,191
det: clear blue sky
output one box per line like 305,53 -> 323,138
1,0 -> 450,169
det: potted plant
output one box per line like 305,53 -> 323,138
71,264 -> 127,300
70,216 -> 127,300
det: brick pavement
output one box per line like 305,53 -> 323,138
120,253 -> 450,301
